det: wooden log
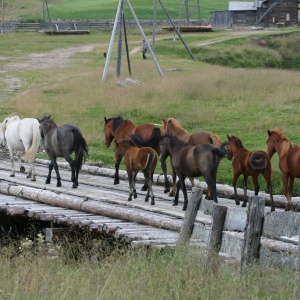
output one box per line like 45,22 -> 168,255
208,204 -> 228,253
177,188 -> 203,246
6,206 -> 26,216
240,196 -> 265,272
0,182 -> 183,231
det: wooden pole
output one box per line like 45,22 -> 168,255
126,0 -> 164,78
102,0 -> 122,81
152,0 -> 157,52
177,188 -> 203,246
157,0 -> 196,61
240,196 -> 265,272
295,230 -> 300,298
122,12 -> 132,76
116,0 -> 123,77
208,204 -> 228,253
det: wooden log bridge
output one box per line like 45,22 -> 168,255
0,157 -> 299,268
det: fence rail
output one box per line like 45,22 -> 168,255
1,19 -> 207,33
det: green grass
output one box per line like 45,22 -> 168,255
0,236 -> 298,300
4,0 -> 229,21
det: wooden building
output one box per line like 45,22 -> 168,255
210,0 -> 299,28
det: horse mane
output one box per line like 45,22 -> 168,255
165,118 -> 188,134
40,115 -> 57,128
107,116 -> 126,132
268,128 -> 297,157
228,134 -> 244,148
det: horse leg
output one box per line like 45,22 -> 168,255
161,159 -> 170,194
286,176 -> 294,211
133,173 -> 138,198
263,170 -> 275,212
169,164 -> 177,197
150,171 -> 155,205
62,152 -> 78,188
143,171 -> 150,202
114,157 -> 122,185
127,171 -> 134,201
173,180 -> 181,206
46,161 -> 53,184
204,174 -> 218,204
8,146 -> 16,177
52,158 -> 61,187
242,175 -> 249,207
232,173 -> 240,205
178,174 -> 188,211
27,163 -> 36,181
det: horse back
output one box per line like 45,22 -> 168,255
134,124 -> 163,140
125,146 -> 157,172
188,131 -> 222,147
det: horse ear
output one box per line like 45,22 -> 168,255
267,130 -> 271,136
227,135 -> 230,140
104,117 -> 108,124
162,118 -> 166,124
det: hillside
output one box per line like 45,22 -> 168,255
2,0 -> 229,21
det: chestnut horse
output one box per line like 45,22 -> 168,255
227,134 -> 274,212
104,116 -> 168,192
114,140 -> 157,205
266,129 -> 300,211
162,117 -> 222,196
159,134 -> 227,211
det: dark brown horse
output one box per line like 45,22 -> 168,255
162,117 -> 223,196
227,134 -> 274,211
266,129 -> 300,211
104,116 -> 169,192
114,140 -> 157,205
159,134 -> 227,211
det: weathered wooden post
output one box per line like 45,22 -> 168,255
240,196 -> 265,272
295,228 -> 300,298
177,187 -> 203,246
208,204 -> 228,253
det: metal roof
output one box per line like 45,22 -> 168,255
229,1 -> 263,11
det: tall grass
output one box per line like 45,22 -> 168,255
0,244 -> 297,299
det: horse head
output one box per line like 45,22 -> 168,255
266,129 -> 286,158
39,116 -> 57,138
227,134 -> 243,159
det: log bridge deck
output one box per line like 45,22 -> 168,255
0,155 -> 299,267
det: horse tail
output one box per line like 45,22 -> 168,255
73,128 -> 89,171
142,151 -> 157,172
130,127 -> 161,148
249,151 -> 268,170
211,141 -> 228,159
23,123 -> 42,163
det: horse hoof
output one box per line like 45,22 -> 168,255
141,186 -> 148,191
164,188 -> 170,193
242,202 -> 247,207
128,198 -> 132,201
114,180 -> 120,185
284,205 -> 292,211
235,200 -> 240,206
172,202 -> 178,206
56,183 -> 61,187
31,178 -> 36,182
72,184 -> 78,188
20,166 -> 25,173
10,174 -> 15,177
182,207 -> 187,211
145,198 -> 149,202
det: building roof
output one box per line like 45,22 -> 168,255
229,1 -> 263,11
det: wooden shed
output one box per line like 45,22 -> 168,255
210,0 -> 299,28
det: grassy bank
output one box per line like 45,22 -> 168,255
0,241 -> 297,299
4,0 -> 229,21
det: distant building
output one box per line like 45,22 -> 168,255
210,0 -> 299,28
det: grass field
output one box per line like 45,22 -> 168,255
4,0 -> 229,21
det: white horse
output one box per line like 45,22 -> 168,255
1,115 -> 42,180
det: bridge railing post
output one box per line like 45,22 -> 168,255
177,187 -> 203,246
240,196 -> 265,272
